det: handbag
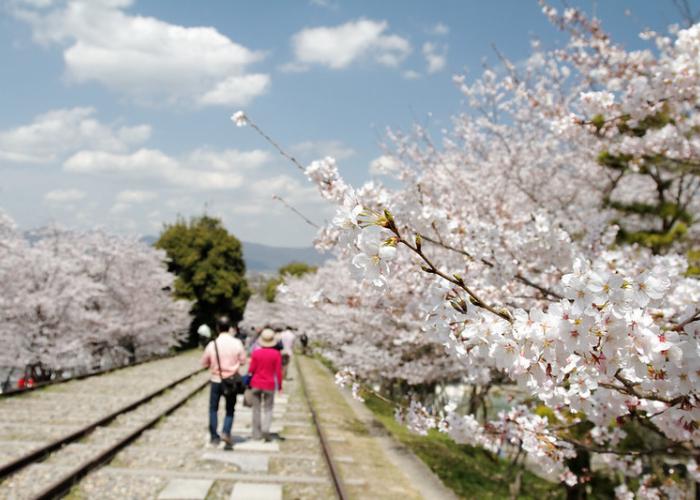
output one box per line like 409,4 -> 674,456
213,337 -> 243,397
243,388 -> 254,407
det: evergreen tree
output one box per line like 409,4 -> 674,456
595,109 -> 698,257
265,261 -> 317,302
156,215 -> 250,344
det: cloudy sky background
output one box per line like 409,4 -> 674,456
0,0 -> 689,246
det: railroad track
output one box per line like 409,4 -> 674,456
60,356 -> 348,498
0,353 -> 207,499
1,351 -> 185,397
1,353 -> 350,499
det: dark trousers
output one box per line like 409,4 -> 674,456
209,381 -> 236,439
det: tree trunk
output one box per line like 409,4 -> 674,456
565,447 -> 590,500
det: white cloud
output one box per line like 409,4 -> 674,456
44,188 -> 86,203
309,0 -> 338,9
251,174 -> 316,202
277,61 -> 310,73
109,203 -> 128,214
290,140 -> 356,161
165,195 -> 196,211
16,0 -> 56,8
63,147 -> 278,191
290,19 -> 411,70
427,23 -> 449,36
423,42 -> 447,74
0,107 -> 150,164
13,0 -> 270,106
402,69 -> 422,80
186,148 -> 272,171
369,154 -> 401,175
198,74 -> 271,106
221,173 -> 325,218
65,148 -> 174,174
115,190 -> 157,204
116,124 -> 152,145
230,203 -> 267,216
111,189 -> 157,214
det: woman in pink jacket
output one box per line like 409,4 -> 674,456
247,329 -> 282,441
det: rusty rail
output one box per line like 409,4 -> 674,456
295,356 -> 349,500
32,377 -> 209,500
0,366 -> 204,481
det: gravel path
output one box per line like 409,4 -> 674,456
0,351 -> 204,499
69,358 -> 336,499
0,351 -> 202,451
1,351 -> 456,499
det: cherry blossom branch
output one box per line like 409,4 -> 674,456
378,213 -> 513,323
672,308 -> 700,331
598,371 -> 690,406
561,438 -> 694,457
420,234 -> 564,300
235,113 -> 513,322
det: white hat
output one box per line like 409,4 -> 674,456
197,324 -> 212,338
258,328 -> 277,347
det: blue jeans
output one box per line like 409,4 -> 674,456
209,381 -> 236,439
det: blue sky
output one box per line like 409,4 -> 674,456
0,0 -> 692,246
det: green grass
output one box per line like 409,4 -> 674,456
364,393 -> 564,500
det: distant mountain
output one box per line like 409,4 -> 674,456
141,235 -> 158,246
242,241 -> 329,272
141,236 -> 329,273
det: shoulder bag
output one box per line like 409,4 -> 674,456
213,337 -> 243,397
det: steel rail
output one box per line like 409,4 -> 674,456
294,356 -> 349,500
0,366 -> 205,480
32,376 -> 210,500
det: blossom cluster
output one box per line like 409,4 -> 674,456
0,211 -> 190,372
235,4 -> 700,496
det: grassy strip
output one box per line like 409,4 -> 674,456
364,393 -> 564,500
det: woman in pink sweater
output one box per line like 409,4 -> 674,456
247,329 -> 283,441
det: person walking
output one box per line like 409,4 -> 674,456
280,328 -> 296,380
201,317 -> 246,448
247,328 -> 283,442
299,332 -> 309,355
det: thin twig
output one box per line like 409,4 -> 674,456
272,195 -> 320,229
246,120 -> 305,173
420,234 -> 563,300
561,437 -> 692,457
386,222 -> 513,323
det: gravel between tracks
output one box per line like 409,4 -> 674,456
0,351 -> 202,463
3,353 -> 454,499
0,351 -> 204,499
70,357 -> 336,499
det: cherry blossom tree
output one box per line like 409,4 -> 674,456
0,211 -> 190,374
271,260 -> 464,388
233,3 -> 700,496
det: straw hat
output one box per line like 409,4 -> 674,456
258,328 -> 277,347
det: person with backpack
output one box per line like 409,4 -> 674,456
247,328 -> 283,441
201,316 -> 246,448
299,332 -> 309,355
